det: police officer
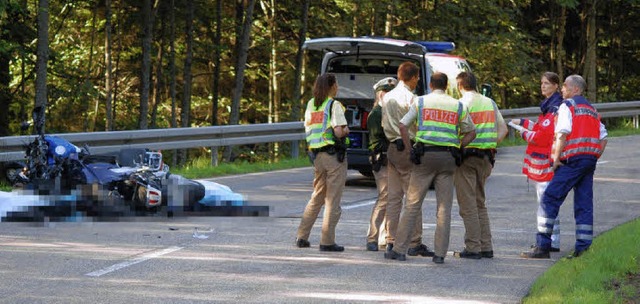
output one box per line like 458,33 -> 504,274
453,71 -> 508,260
385,72 -> 476,264
381,62 -> 433,257
511,72 -> 563,252
366,77 -> 397,251
521,74 -> 608,259
296,73 -> 350,252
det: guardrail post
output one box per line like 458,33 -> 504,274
211,147 -> 219,167
635,115 -> 639,129
291,141 -> 299,159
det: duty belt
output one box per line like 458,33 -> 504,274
463,148 -> 495,158
422,145 -> 452,152
311,145 -> 335,154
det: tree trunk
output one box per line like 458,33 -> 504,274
105,0 -> 113,131
0,48 -> 9,137
168,0 -> 177,166
35,0 -> 49,135
385,1 -> 394,36
182,0 -> 194,129
290,0 -> 310,159
209,0 -> 222,166
352,2 -> 358,37
212,0 -> 222,128
556,6 -> 566,81
583,0 -> 597,102
224,0 -> 256,162
151,12 -> 165,129
86,4 -> 98,131
169,0 -> 177,129
139,0 -> 153,130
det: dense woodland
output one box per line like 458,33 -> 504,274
0,0 -> 639,159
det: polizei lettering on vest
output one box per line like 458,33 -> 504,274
421,108 -> 458,124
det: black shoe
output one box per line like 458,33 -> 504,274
384,250 -> 406,261
432,256 -> 445,264
366,242 -> 378,252
520,246 -> 550,259
407,244 -> 435,257
319,244 -> 344,252
571,247 -> 588,258
550,247 -> 560,252
386,243 -> 394,253
480,250 -> 494,258
454,249 -> 481,259
296,238 -> 310,248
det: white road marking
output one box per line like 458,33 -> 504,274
85,246 -> 183,277
342,199 -> 376,210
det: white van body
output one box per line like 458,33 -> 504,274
303,37 -> 472,176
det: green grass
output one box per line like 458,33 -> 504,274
523,218 -> 640,303
171,155 -> 312,180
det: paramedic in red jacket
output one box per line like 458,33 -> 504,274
511,72 -> 563,252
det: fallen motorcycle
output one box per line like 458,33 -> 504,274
16,134 -> 205,212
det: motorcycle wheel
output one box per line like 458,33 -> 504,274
5,167 -> 20,185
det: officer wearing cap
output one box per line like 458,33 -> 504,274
385,72 -> 476,264
365,77 -> 397,251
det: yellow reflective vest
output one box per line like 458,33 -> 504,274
465,94 -> 499,149
305,98 -> 335,149
415,94 -> 464,148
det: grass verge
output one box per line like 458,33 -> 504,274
523,218 -> 640,303
171,155 -> 312,180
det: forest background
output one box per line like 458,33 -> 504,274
1,0 -> 638,162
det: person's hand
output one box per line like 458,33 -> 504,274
551,157 -> 563,171
510,119 -> 521,125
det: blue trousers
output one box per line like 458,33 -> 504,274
536,157 -> 597,252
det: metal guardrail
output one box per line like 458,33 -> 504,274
1,101 -> 639,163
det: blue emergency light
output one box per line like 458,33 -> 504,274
415,41 -> 455,53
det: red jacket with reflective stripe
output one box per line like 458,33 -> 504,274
560,97 -> 602,160
522,111 -> 555,182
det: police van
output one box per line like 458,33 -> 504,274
303,37 -> 473,176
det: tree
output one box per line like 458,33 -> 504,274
224,0 -> 256,161
104,0 -> 113,131
290,0 -> 309,159
34,0 -> 49,134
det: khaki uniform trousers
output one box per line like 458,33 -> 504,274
385,144 -> 422,246
367,163 -> 388,244
454,155 -> 494,253
297,151 -> 347,246
394,151 -> 456,257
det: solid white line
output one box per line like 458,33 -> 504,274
85,246 -> 183,277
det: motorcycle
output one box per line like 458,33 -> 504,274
17,135 -> 204,212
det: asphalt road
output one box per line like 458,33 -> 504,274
1,135 -> 639,303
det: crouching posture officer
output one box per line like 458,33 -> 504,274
521,75 -> 608,259
385,72 -> 476,264
454,71 -> 508,260
366,77 -> 397,251
296,73 -> 350,252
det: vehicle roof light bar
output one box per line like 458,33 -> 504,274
415,41 -> 455,53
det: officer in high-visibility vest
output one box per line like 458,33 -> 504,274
511,72 -> 563,252
366,76 -> 397,252
521,74 -> 608,259
384,72 -> 476,264
296,73 -> 350,252
453,71 -> 508,260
